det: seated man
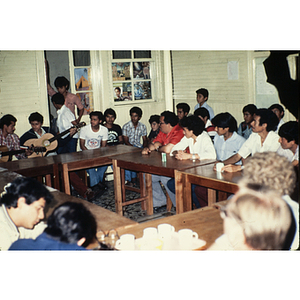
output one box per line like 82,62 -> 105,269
147,114 -> 160,144
221,108 -> 280,171
19,112 -> 57,156
142,111 -> 184,213
237,104 -> 257,139
176,102 -> 190,120
9,202 -> 98,250
209,183 -> 295,250
0,114 -> 31,160
269,103 -> 285,133
194,107 -> 216,140
0,177 -> 53,250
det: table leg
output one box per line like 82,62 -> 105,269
45,174 -> 52,187
175,170 -> 184,214
207,189 -> 217,206
53,164 -> 60,190
144,173 -> 153,215
61,164 -> 71,195
139,172 -> 146,211
113,159 -> 123,215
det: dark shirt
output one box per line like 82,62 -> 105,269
105,123 -> 122,146
148,129 -> 160,142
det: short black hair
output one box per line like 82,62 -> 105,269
161,111 -> 179,127
130,106 -> 143,118
180,115 -> 205,136
194,107 -> 210,120
54,76 -> 70,90
196,88 -> 209,99
149,114 -> 160,125
211,112 -> 238,132
242,104 -> 257,115
28,112 -> 43,124
104,108 -> 117,119
176,103 -> 190,114
0,177 -> 53,209
0,114 -> 17,129
44,202 -> 97,248
255,108 -> 279,132
269,103 -> 285,118
278,121 -> 298,145
51,93 -> 65,105
90,111 -> 104,122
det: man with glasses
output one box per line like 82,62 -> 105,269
142,111 -> 184,213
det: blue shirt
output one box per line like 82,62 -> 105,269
214,131 -> 246,165
237,122 -> 252,139
194,102 -> 215,119
9,232 -> 86,251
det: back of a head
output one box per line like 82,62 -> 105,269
180,115 -> 205,136
211,112 -> 237,132
28,112 -> 43,124
194,107 -> 210,120
176,102 -> 190,114
44,202 -> 97,248
227,185 -> 293,250
54,76 -> 70,90
0,114 -> 17,129
104,108 -> 116,119
161,111 -> 179,127
255,108 -> 279,132
243,104 -> 257,115
0,177 -> 53,208
243,152 -> 296,196
51,93 -> 65,105
196,88 -> 209,99
278,121 -> 298,145
130,106 -> 143,118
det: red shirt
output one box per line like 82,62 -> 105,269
153,124 -> 184,146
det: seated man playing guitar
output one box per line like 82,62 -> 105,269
0,114 -> 33,161
20,112 -> 57,157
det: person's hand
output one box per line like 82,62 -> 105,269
222,164 -> 242,173
213,161 -> 221,171
69,127 -> 78,137
142,147 -> 151,155
175,150 -> 189,160
25,148 -> 33,157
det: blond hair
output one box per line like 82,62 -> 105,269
226,185 -> 293,250
242,152 -> 296,196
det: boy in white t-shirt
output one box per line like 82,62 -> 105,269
80,111 -> 108,190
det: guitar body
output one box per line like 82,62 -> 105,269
24,133 -> 58,158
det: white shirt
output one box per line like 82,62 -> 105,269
56,105 -> 78,139
80,124 -> 108,149
238,131 -> 280,159
275,118 -> 285,134
170,131 -> 216,160
214,132 -> 246,164
194,101 -> 215,119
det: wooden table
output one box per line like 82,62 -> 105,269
56,144 -> 141,195
112,150 -> 216,215
176,164 -> 242,211
117,205 -> 224,249
0,156 -> 59,189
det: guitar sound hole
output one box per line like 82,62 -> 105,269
43,140 -> 50,147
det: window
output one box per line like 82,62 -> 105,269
111,50 -> 153,103
70,51 -> 94,115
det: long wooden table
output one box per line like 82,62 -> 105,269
176,164 -> 242,211
112,151 -> 216,215
117,205 -> 224,249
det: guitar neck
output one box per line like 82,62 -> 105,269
48,122 -> 86,143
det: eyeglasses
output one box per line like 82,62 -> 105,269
159,122 -> 166,125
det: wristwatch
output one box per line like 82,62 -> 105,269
192,154 -> 196,160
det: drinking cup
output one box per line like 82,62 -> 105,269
178,229 -> 199,250
115,234 -> 135,250
143,227 -> 158,239
216,162 -> 224,172
157,224 -> 175,240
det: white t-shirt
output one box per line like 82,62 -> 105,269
80,124 -> 108,149
277,145 -> 299,163
56,105 -> 78,139
238,131 -> 280,159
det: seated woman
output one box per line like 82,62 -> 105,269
167,115 -> 216,208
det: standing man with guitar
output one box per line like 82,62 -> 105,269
0,114 -> 32,161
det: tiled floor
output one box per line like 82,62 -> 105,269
73,180 -> 175,223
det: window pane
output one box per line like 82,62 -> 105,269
113,82 -> 132,101
76,92 -> 93,115
134,51 -> 151,58
134,81 -> 151,100
73,51 -> 90,66
112,62 -> 131,81
74,68 -> 92,91
133,62 -> 150,79
113,51 -> 132,59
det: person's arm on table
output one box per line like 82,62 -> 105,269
80,138 -> 88,151
101,140 -> 107,147
175,150 -> 198,160
221,153 -> 242,166
141,142 -> 161,154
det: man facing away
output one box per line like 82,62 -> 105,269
0,177 -> 53,250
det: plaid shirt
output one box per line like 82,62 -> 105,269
0,129 -> 26,159
122,121 -> 147,148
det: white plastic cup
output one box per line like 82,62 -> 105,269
178,229 -> 199,250
143,227 -> 158,239
216,162 -> 224,172
115,234 -> 135,250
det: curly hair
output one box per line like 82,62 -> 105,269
242,152 -> 296,196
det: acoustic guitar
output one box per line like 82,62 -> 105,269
23,122 -> 86,158
0,145 -> 46,163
